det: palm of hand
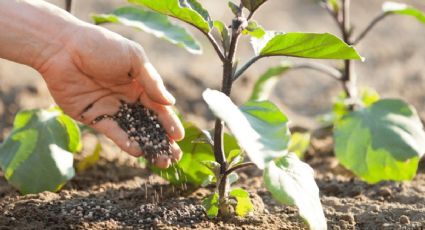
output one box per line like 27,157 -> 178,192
38,27 -> 183,168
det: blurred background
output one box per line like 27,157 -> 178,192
1,0 -> 425,138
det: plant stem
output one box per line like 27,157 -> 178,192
340,0 -> 357,109
213,18 -> 243,212
224,162 -> 256,176
65,0 -> 72,13
352,13 -> 388,45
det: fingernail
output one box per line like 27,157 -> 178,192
165,91 -> 176,105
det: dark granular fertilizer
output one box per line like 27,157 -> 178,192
91,101 -> 173,162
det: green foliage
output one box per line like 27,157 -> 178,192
229,188 -> 254,216
242,20 -> 266,38
241,0 -> 268,13
203,89 -> 290,169
326,0 -> 340,13
92,6 -> 201,54
383,2 -> 425,24
228,1 -> 240,16
249,62 -> 292,101
333,87 -> 380,121
252,32 -> 363,60
0,108 -> 81,194
334,99 -> 425,183
263,153 -> 326,230
202,192 -> 219,218
150,122 -> 215,185
130,0 -> 213,33
213,20 -> 230,52
150,121 -> 241,185
76,141 -> 101,172
288,132 -> 311,159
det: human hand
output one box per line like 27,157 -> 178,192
38,24 -> 184,168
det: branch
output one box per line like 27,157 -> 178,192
224,162 -> 256,177
352,13 -> 388,45
65,0 -> 72,13
292,62 -> 342,80
204,32 -> 226,62
232,55 -> 263,81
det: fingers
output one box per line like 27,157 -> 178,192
139,93 -> 185,141
92,119 -> 144,157
129,42 -> 175,106
79,95 -> 184,168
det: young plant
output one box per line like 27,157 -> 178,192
249,0 -> 425,183
93,0 -> 362,228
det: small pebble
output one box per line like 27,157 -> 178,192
399,215 -> 410,224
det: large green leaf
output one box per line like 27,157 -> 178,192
249,62 -> 292,101
264,153 -> 326,230
383,2 -> 425,24
150,122 -> 215,185
229,188 -> 254,216
92,6 -> 201,54
0,108 -> 81,194
241,0 -> 268,12
203,89 -> 290,169
130,0 -> 213,33
254,32 -> 363,60
334,99 -> 425,183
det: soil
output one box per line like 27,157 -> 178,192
0,131 -> 424,229
1,0 -> 425,229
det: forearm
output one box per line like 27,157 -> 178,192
0,0 -> 84,70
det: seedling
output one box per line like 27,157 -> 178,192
248,0 -> 425,183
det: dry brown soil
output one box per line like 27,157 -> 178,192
1,0 -> 425,229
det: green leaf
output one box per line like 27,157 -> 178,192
241,0 -> 268,12
227,172 -> 239,185
264,153 -> 326,230
229,188 -> 254,216
228,1 -> 240,16
327,0 -> 340,12
203,89 -> 290,169
250,31 -> 277,56
76,141 -> 101,172
227,149 -> 243,167
289,132 -> 311,159
0,108 -> 81,194
242,20 -> 266,38
130,0 -> 213,33
334,99 -> 425,183
332,87 -> 381,122
249,62 -> 292,101
213,20 -> 230,52
259,32 -> 363,60
202,192 -> 219,218
92,6 -> 201,54
150,122 -> 215,185
383,2 -> 425,24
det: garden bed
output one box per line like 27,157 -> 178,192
1,133 -> 424,229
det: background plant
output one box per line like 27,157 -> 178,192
248,0 -> 425,183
